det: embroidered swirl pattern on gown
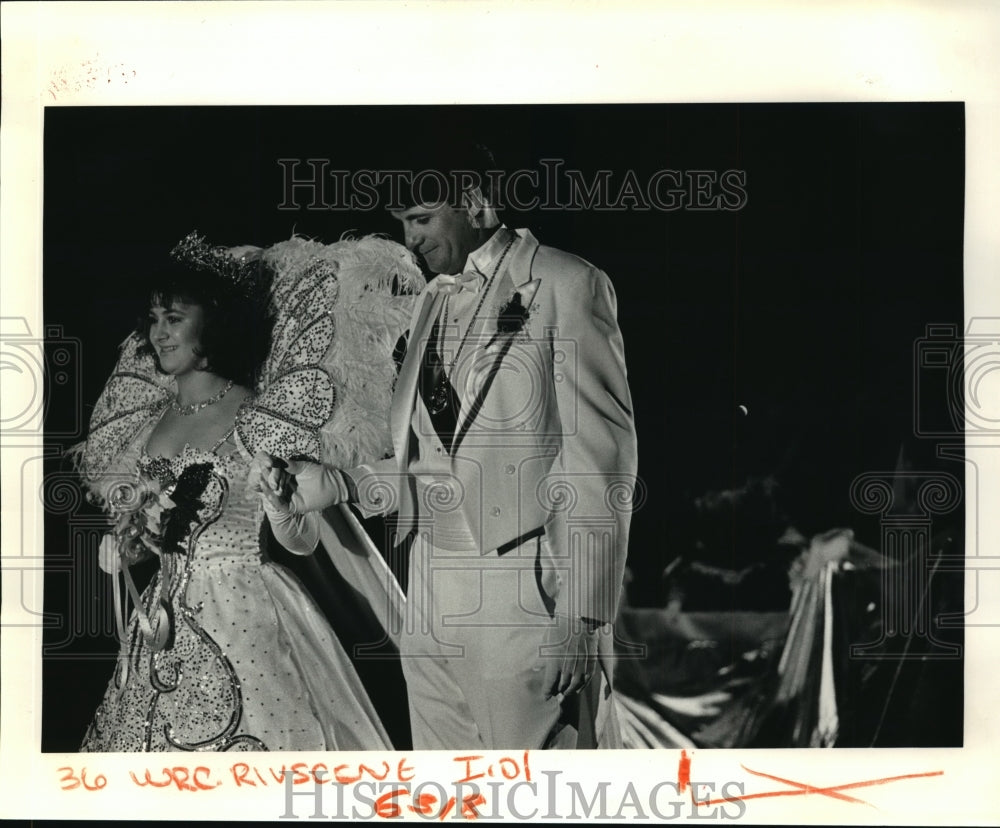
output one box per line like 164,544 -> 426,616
81,414 -> 391,752
76,233 -> 424,752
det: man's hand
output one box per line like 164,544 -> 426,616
98,533 -> 120,574
250,452 -> 350,514
541,617 -> 599,700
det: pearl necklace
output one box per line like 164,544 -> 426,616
170,379 -> 234,416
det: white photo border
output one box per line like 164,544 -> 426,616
2,1 -> 998,823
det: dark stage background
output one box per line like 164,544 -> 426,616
42,104 -> 965,750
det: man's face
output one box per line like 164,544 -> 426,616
392,202 -> 481,276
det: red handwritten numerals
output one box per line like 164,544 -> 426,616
453,751 -> 532,784
57,767 -> 108,791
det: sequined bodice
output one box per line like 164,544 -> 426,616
133,415 -> 262,565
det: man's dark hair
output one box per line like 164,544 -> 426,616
383,135 -> 501,211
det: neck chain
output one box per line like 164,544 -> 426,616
428,237 -> 514,416
170,379 -> 234,416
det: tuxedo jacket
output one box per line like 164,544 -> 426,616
350,228 -> 638,625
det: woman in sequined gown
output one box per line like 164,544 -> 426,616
78,242 -> 412,752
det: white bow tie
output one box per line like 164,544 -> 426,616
434,270 -> 484,294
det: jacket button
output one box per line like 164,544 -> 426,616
504,464 -> 515,475
490,506 -> 502,517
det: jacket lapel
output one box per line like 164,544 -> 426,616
506,228 -> 540,289
451,230 -> 542,451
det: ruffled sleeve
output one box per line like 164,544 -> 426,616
70,333 -> 171,509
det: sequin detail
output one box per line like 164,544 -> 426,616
82,441 -> 273,752
81,419 -> 391,752
78,234 -> 420,753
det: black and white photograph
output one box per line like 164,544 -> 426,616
38,102 -> 965,753
2,2 -> 999,824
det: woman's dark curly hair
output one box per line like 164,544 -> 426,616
136,256 -> 274,389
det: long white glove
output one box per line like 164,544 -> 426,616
262,493 -> 320,555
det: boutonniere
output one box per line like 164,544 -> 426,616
496,291 -> 532,337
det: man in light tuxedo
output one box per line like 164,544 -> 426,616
262,150 -> 638,749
